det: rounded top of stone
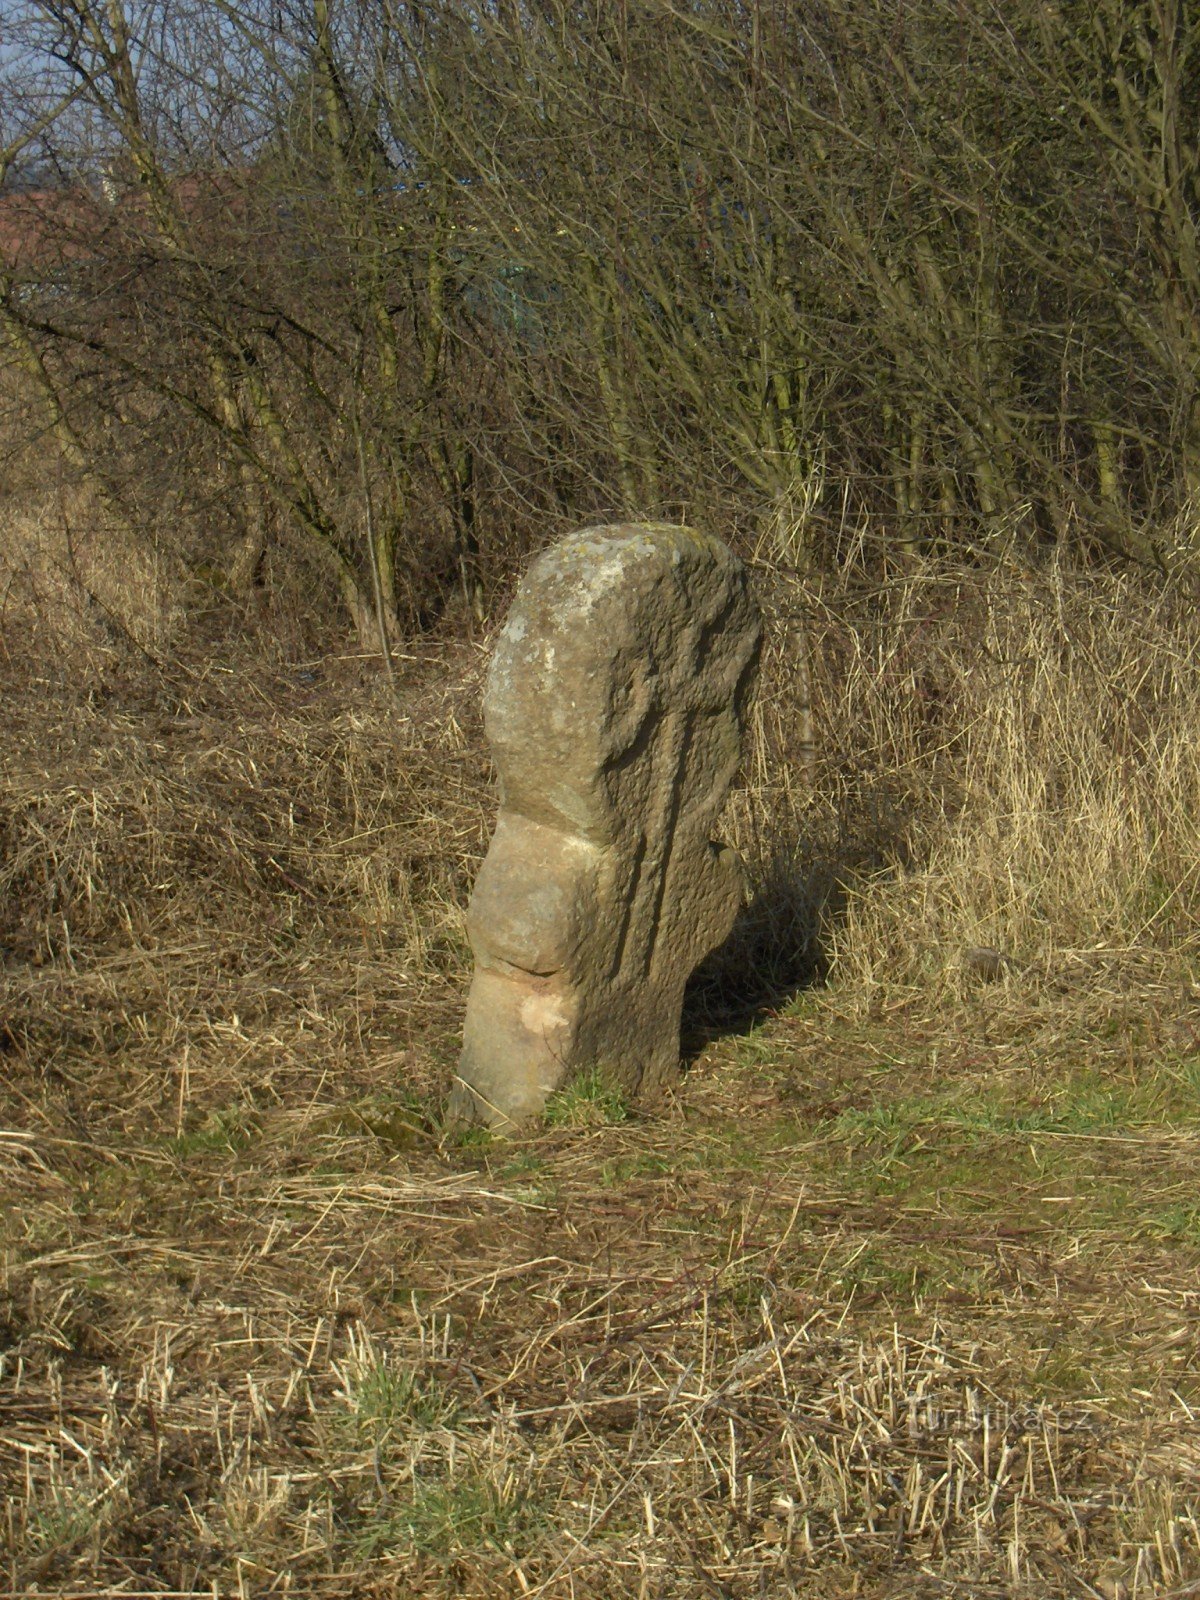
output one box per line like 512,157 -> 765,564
540,520 -> 731,568
513,522 -> 737,623
557,521 -> 720,549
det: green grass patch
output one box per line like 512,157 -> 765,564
600,1150 -> 674,1185
449,1123 -> 496,1151
353,1465 -> 544,1560
310,1091 -> 435,1151
543,1067 -> 629,1129
815,1068 -> 1178,1153
167,1102 -> 261,1160
340,1355 -> 459,1446
1143,1203 -> 1200,1245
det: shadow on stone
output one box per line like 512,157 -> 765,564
681,843 -> 837,1057
681,788 -> 918,1057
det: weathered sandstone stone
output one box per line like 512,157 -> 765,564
452,523 -> 761,1129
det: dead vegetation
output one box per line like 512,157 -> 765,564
5,517 -> 1200,1597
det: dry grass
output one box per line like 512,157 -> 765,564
0,491 -> 185,659
5,523 -> 1200,1597
716,552 -> 1200,1011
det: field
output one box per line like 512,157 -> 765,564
4,525 -> 1200,1598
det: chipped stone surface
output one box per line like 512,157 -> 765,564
452,523 -> 761,1129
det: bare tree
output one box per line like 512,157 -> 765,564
3,0 -> 1197,654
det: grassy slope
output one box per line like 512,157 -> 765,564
4,561 -> 1200,1598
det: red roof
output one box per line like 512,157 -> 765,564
0,187 -> 108,273
0,174 -> 254,278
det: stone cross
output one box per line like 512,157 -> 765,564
452,523 -> 761,1129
